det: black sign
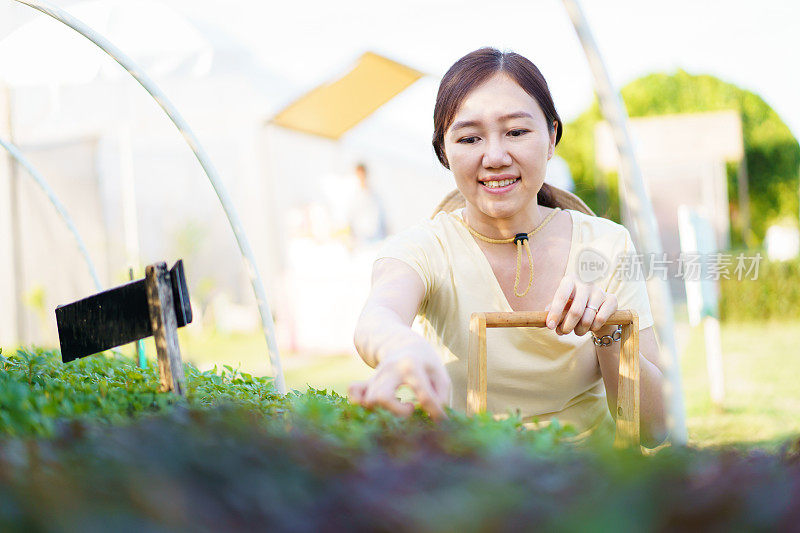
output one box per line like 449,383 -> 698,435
56,260 -> 192,362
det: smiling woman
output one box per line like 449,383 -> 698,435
350,48 -> 668,448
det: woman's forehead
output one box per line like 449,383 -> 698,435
452,73 -> 544,124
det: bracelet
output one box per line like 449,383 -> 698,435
591,325 -> 622,347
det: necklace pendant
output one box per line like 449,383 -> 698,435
513,233 -> 528,245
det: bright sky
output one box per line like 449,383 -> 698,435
3,0 -> 799,142
176,0 -> 799,138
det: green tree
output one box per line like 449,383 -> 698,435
558,70 -> 800,247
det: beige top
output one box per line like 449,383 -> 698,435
376,208 -> 654,441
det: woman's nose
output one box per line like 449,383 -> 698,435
482,137 -> 512,168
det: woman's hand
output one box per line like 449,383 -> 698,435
544,274 -> 618,337
348,341 -> 451,421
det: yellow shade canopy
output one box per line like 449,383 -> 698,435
270,52 -> 423,140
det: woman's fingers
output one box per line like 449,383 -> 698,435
546,276 -> 623,336
410,368 -> 448,421
348,381 -> 368,404
430,362 -> 452,406
383,398 -> 416,418
558,282 -> 592,335
546,276 -> 577,330
574,287 -> 606,336
362,370 -> 402,408
590,292 -> 618,332
362,375 -> 415,418
350,357 -> 449,421
549,278 -> 589,335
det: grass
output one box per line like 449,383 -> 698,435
165,328 -> 374,395
12,319 -> 799,450
679,319 -> 800,451
176,320 -> 800,450
178,320 -> 800,451
0,347 -> 797,529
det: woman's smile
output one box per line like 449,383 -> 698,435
479,175 -> 520,194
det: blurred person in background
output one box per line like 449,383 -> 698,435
349,48 -> 668,448
347,163 -> 388,248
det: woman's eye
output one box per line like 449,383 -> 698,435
508,129 -> 529,137
457,136 -> 479,144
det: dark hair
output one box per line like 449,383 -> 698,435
432,47 -> 563,169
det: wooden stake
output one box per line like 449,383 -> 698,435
703,315 -> 725,407
467,313 -> 487,415
613,312 -> 640,450
145,262 -> 185,395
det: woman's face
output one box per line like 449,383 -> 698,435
443,73 -> 556,222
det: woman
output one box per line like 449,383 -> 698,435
349,48 -> 668,448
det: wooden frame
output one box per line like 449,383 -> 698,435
467,310 -> 640,449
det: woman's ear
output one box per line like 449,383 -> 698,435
438,142 -> 450,169
547,121 -> 558,160
440,150 -> 450,169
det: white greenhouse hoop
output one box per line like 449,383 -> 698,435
11,0 -> 286,393
0,135 -> 102,291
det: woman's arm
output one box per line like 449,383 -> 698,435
350,258 -> 451,420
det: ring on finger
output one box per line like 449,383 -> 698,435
576,301 -> 602,335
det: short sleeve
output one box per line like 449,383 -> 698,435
604,227 -> 655,330
375,223 -> 445,299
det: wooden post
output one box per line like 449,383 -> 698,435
613,312 -> 640,450
466,313 -> 487,415
467,309 -> 641,449
703,315 -> 725,407
737,154 -> 751,248
145,262 -> 186,395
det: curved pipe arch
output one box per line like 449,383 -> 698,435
0,135 -> 103,291
561,0 -> 686,444
11,0 -> 286,393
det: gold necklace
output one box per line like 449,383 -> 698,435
455,207 -> 561,297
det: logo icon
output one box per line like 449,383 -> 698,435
576,248 -> 610,283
